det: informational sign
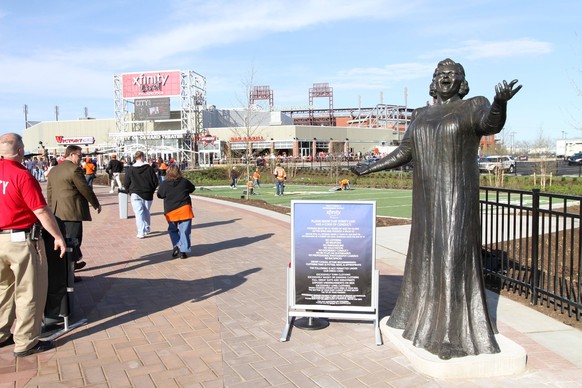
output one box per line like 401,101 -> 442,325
281,200 -> 381,344
293,201 -> 374,308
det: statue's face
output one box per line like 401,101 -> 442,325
433,64 -> 463,100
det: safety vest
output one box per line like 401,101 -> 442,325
275,167 -> 286,181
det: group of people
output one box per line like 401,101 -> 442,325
0,138 -> 197,357
228,164 -> 287,197
105,151 -> 195,256
24,156 -> 48,182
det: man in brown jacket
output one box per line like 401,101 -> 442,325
47,145 -> 101,277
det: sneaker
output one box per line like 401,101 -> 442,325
74,261 -> 86,270
0,334 -> 14,348
180,252 -> 188,259
109,190 -> 114,193
14,341 -> 54,357
172,246 -> 180,258
137,235 -> 145,239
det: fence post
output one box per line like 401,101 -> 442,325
531,188 -> 540,305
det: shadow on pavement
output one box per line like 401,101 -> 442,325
191,233 -> 274,257
193,218 -> 242,229
70,267 -> 262,335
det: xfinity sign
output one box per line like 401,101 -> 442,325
121,70 -> 181,98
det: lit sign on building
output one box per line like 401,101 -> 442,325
134,98 -> 171,120
121,71 -> 181,99
55,136 -> 95,145
229,136 -> 266,142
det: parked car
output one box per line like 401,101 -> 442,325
566,152 -> 582,165
478,155 -> 516,173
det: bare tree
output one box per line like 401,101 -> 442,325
530,128 -> 556,190
231,67 -> 264,199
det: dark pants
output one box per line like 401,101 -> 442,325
44,219 -> 73,319
62,220 -> 83,262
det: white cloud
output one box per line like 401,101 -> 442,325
334,63 -> 435,90
430,39 -> 553,60
11,0 -> 419,70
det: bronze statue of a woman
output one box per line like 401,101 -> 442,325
354,58 -> 522,359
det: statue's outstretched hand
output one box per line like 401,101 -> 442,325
351,165 -> 368,176
495,79 -> 522,102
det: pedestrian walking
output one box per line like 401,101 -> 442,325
156,165 -> 195,259
274,163 -> 286,196
124,151 -> 158,238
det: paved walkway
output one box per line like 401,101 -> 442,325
1,184 -> 582,387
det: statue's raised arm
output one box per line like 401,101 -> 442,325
494,79 -> 522,102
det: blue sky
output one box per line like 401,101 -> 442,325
0,0 -> 580,146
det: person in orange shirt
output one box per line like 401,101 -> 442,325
253,168 -> 261,188
273,164 -> 286,196
339,179 -> 351,190
157,158 -> 168,183
83,157 -> 96,188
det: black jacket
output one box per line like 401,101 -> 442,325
106,159 -> 123,173
157,177 -> 196,215
124,163 -> 158,200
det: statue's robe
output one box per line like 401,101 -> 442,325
373,96 -> 506,359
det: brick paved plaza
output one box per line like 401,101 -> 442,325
1,184 -> 581,387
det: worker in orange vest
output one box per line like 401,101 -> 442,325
339,179 -> 351,190
274,163 -> 286,196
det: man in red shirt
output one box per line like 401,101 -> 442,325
0,133 -> 67,357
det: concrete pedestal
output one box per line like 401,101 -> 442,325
119,192 -> 128,219
380,317 -> 527,379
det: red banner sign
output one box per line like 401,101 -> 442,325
229,136 -> 265,142
55,136 -> 95,145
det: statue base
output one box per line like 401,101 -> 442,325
380,317 -> 526,379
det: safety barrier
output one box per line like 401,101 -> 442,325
481,187 -> 582,321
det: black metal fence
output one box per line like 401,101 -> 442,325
480,187 -> 582,320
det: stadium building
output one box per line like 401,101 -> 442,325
22,69 -> 493,165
